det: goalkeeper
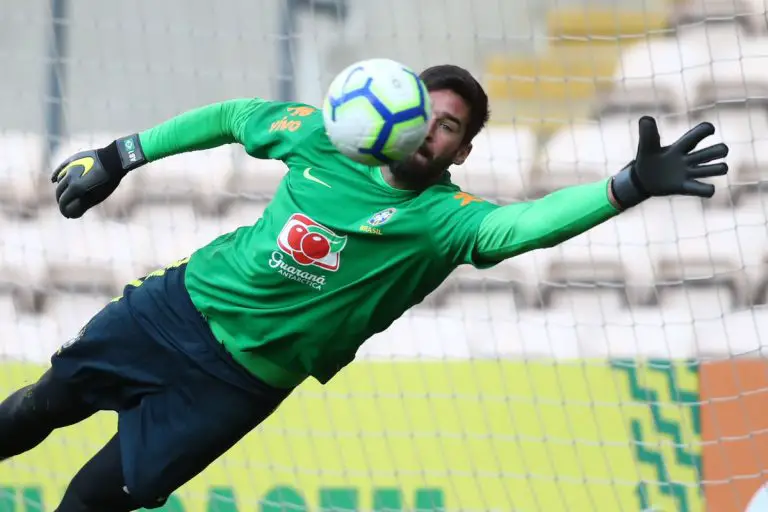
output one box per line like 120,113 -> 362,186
0,65 -> 728,512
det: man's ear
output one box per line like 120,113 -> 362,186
453,143 -> 472,165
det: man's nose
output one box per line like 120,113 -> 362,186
425,118 -> 437,141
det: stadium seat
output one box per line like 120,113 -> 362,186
0,308 -> 60,364
539,115 -> 681,184
26,258 -> 118,340
425,292 -> 520,328
0,292 -> 20,346
36,261 -> 117,347
44,291 -> 113,344
538,258 -> 634,312
29,206 -> 150,285
0,265 -> 43,314
425,261 -> 537,310
684,24 -> 768,107
744,0 -> 768,34
130,204 -> 219,270
0,132 -> 46,217
52,133 -> 139,218
675,18 -> 750,53
694,52 -> 768,107
735,193 -> 768,232
736,167 -> 768,205
359,309 -> 475,359
605,23 -> 750,113
222,201 -> 268,231
653,197 -> 768,276
691,103 -> 768,205
692,308 -> 768,358
540,119 -> 627,179
753,253 -> 768,305
670,0 -> 768,35
451,125 -> 537,202
485,11 -> 634,126
98,202 -> 262,279
513,307 -> 699,358
133,144 -> 238,216
227,153 -> 287,205
45,261 -> 120,297
607,38 -> 696,113
0,219 -> 48,283
548,201 -> 670,288
650,253 -> 748,314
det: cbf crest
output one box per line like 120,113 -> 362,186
368,208 -> 397,227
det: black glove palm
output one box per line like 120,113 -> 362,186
51,135 -> 146,218
611,116 -> 729,208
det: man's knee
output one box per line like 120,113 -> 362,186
66,471 -> 170,510
55,434 -> 140,512
56,469 -> 142,512
56,484 -> 141,512
122,484 -> 169,510
122,466 -> 175,509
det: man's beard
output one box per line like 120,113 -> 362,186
388,148 -> 455,190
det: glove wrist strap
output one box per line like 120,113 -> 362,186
611,163 -> 650,209
97,134 -> 147,177
115,134 -> 147,171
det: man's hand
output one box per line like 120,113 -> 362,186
51,134 -> 147,218
611,116 -> 730,209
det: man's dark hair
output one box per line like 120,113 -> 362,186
419,64 -> 490,144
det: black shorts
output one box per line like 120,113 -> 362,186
49,260 -> 292,504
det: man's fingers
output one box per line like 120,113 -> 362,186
57,184 -> 80,218
685,143 -> 729,165
55,173 -> 71,202
50,154 -> 82,183
672,122 -> 716,154
63,198 -> 85,219
51,160 -> 68,183
681,179 -> 716,198
637,116 -> 661,154
688,162 -> 729,179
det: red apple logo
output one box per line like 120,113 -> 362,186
287,225 -> 308,250
301,234 -> 331,260
277,214 -> 347,271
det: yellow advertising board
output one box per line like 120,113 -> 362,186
0,360 -> 702,511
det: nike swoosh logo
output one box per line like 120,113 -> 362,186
303,167 -> 331,188
60,156 -> 96,179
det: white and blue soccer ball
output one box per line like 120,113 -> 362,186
322,58 -> 432,166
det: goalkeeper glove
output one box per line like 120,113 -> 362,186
51,134 -> 147,218
611,116 -> 729,209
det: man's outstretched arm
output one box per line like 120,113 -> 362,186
49,98 -> 312,219
471,117 -> 730,264
474,179 -> 619,262
137,99 -> 257,161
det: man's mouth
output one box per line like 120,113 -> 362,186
416,146 -> 432,159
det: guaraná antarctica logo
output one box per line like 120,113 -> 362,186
271,213 -> 348,290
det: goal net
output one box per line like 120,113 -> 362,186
1,0 -> 767,510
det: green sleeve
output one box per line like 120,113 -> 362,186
138,99 -> 257,161
137,98 -> 323,163
474,178 -> 621,262
429,189 -> 502,268
237,100 -> 325,162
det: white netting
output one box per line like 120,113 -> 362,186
0,0 -> 767,510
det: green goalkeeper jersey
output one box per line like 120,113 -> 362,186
137,98 -> 620,388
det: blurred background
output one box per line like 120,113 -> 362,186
1,0 -> 767,511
